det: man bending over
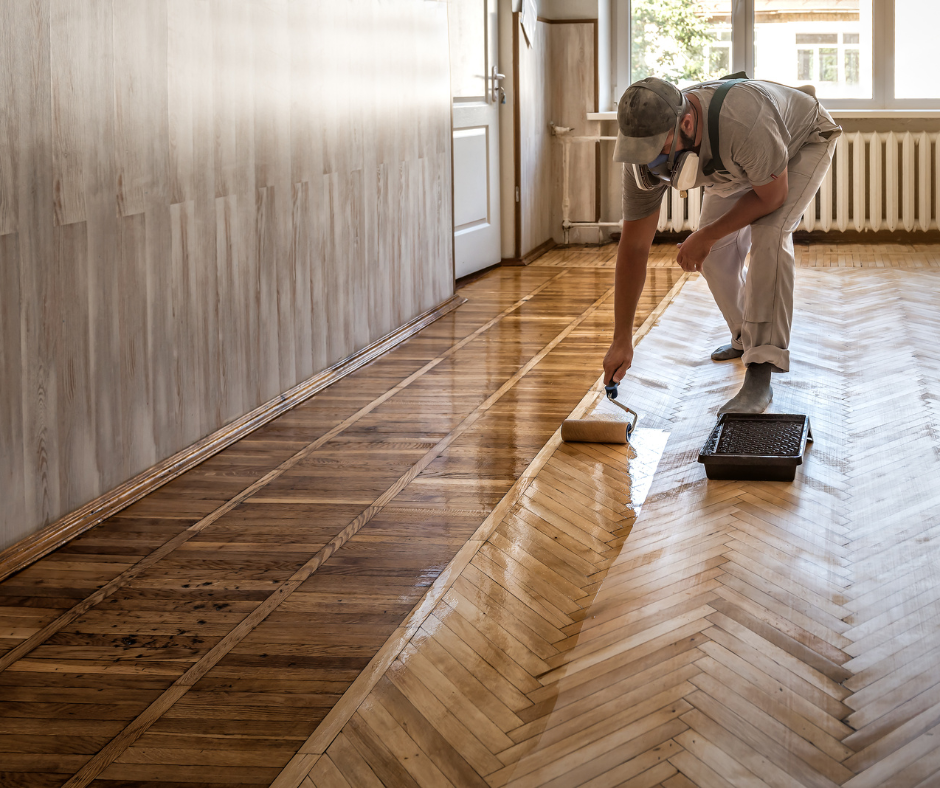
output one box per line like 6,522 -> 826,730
603,75 -> 840,413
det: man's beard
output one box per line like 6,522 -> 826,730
679,125 -> 696,150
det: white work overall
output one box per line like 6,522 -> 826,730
699,135 -> 837,372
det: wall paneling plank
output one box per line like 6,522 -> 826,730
0,0 -> 454,551
516,17 -> 552,258
14,0 -> 58,535
549,21 -> 599,241
0,0 -> 16,237
514,17 -> 598,253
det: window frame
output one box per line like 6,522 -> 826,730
619,0 -> 940,111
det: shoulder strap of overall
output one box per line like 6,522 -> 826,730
702,74 -> 749,176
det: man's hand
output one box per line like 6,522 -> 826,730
679,172 -> 789,272
676,228 -> 715,272
604,339 -> 634,385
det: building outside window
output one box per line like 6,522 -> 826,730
791,33 -> 860,86
754,2 -> 867,99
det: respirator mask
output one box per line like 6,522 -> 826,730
630,100 -> 699,196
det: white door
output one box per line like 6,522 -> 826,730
449,0 -> 501,278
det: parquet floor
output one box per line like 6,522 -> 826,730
0,249 -> 679,787
6,242 -> 940,787
535,241 -> 940,270
280,245 -> 940,788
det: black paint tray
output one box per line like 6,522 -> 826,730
698,413 -> 813,482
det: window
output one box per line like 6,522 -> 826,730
622,0 -> 936,109
708,31 -> 731,76
845,49 -> 860,85
818,49 -> 838,82
895,0 -> 940,98
756,7 -> 871,100
630,0 -> 733,88
797,49 -> 812,81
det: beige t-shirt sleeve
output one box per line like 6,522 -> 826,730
621,163 -> 667,222
727,102 -> 790,187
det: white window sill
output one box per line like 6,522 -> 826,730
828,110 -> 940,118
588,109 -> 940,121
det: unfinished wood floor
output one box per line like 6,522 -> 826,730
0,249 -> 679,787
283,245 -> 940,788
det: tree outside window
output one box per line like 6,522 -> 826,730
631,0 -> 731,86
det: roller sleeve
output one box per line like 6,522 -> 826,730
560,419 -> 630,444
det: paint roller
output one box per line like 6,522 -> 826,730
561,381 -> 639,444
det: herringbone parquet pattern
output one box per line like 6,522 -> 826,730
536,241 -> 940,271
277,260 -> 940,788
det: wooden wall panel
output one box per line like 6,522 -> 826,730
516,18 -> 598,255
517,19 -> 553,258
0,232 -> 25,550
0,0 -> 454,552
549,21 -> 599,243
0,2 -> 15,239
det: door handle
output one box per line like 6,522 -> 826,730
490,66 -> 506,103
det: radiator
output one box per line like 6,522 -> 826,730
656,132 -> 939,234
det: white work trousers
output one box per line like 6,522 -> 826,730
699,136 -> 837,372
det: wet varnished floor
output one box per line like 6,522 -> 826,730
0,247 -> 680,787
7,242 -> 940,788
285,245 -> 940,788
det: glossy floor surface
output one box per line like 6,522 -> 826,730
6,242 -> 940,788
283,244 -> 940,788
0,246 -> 680,787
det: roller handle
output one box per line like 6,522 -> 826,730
603,379 -> 638,435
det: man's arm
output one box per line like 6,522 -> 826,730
603,209 -> 660,384
676,170 -> 789,272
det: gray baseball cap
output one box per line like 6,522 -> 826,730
613,77 -> 686,164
